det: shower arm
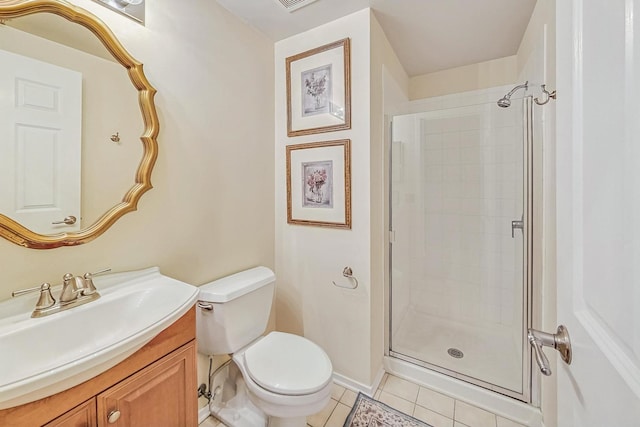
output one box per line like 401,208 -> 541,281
504,82 -> 529,99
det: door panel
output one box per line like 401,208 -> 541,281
0,48 -> 81,233
556,0 -> 640,424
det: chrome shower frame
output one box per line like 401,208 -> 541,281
387,96 -> 536,403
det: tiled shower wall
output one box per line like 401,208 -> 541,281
391,86 -> 525,341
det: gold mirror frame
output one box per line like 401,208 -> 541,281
0,0 -> 158,249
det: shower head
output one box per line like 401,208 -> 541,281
496,81 -> 529,108
497,97 -> 511,108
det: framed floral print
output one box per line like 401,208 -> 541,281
286,139 -> 351,228
286,38 -> 351,137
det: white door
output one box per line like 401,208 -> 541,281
0,48 -> 82,234
556,1 -> 640,425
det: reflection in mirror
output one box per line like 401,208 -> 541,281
1,13 -> 142,234
0,0 -> 158,249
92,0 -> 145,24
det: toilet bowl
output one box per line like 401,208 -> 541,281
233,332 -> 333,424
196,267 -> 333,427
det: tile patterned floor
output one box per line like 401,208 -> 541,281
199,373 -> 528,427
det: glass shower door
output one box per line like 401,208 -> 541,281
389,98 -> 530,399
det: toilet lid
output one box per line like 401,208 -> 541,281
244,332 -> 333,396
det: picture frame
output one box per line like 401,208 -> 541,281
286,139 -> 351,229
286,38 -> 351,137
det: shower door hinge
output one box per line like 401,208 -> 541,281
389,230 -> 396,244
511,217 -> 524,238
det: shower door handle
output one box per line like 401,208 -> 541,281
511,217 -> 524,238
528,325 -> 572,376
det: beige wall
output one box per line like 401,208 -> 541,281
0,0 -> 274,412
274,9 -> 374,388
274,8 -> 407,392
409,55 -> 517,100
369,11 -> 409,384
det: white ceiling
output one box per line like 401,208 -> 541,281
215,0 -> 537,77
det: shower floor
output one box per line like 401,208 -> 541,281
391,306 -> 523,394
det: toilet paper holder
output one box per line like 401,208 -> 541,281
332,267 -> 358,289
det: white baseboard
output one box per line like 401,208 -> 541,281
332,366 -> 385,396
198,406 -> 210,424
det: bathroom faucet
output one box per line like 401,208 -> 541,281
59,273 -> 86,303
11,268 -> 110,318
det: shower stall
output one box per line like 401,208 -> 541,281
388,88 -> 534,402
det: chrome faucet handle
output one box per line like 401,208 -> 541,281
60,273 -> 83,303
33,283 -> 56,310
12,284 -> 46,297
85,268 -> 111,277
82,268 -> 110,296
11,283 -> 56,313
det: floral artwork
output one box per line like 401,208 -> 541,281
301,64 -> 332,117
286,139 -> 351,229
302,161 -> 333,208
286,38 -> 351,136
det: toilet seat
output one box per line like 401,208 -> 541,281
243,332 -> 332,396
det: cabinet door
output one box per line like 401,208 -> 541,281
96,342 -> 197,427
44,398 -> 96,427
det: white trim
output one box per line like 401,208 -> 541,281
384,356 -> 543,427
332,366 -> 385,396
370,367 -> 385,393
198,406 -> 211,424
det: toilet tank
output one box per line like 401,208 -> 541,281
196,266 -> 275,355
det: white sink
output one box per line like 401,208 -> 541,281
0,267 -> 199,410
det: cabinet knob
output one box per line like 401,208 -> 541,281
107,410 -> 121,424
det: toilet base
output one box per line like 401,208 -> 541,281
209,359 -> 328,427
209,363 -> 267,427
209,367 -> 307,427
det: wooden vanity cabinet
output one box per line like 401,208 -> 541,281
96,343 -> 195,426
44,399 -> 96,427
0,308 -> 198,427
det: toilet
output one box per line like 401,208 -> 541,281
196,266 -> 333,427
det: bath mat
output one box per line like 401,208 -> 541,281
343,392 -> 433,427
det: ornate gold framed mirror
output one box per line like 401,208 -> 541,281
0,0 -> 158,249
